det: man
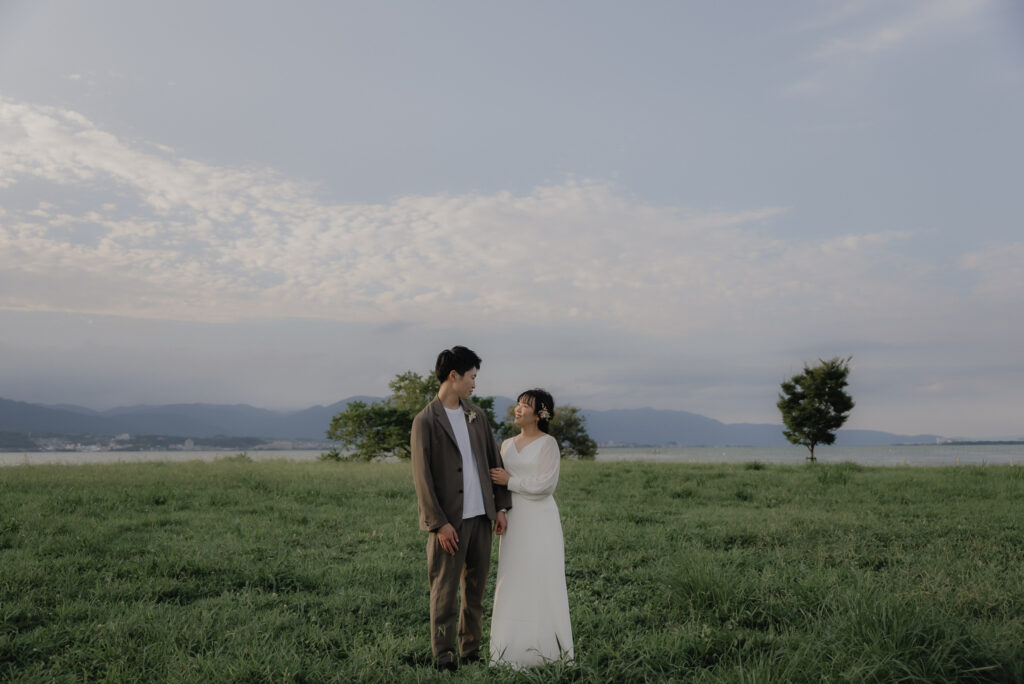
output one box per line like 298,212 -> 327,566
410,345 -> 511,671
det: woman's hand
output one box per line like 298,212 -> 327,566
489,467 -> 510,486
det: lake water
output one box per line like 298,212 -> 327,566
2,444 -> 1021,467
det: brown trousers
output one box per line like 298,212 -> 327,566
426,515 -> 492,663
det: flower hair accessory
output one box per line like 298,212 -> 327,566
538,407 -> 551,421
465,409 -> 477,424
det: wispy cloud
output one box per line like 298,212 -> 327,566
0,96 -> 1004,348
786,0 -> 991,95
1,95 -> 1021,436
961,242 -> 1024,301
813,0 -> 988,59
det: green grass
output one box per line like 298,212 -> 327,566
1,459 -> 1022,682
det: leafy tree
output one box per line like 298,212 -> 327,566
387,371 -> 439,415
326,370 -> 498,461
326,399 -> 412,461
551,405 -> 599,459
777,356 -> 855,462
498,411 -> 515,441
388,370 -> 499,430
499,404 -> 598,460
319,447 -> 343,461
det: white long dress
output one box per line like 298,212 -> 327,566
489,434 -> 573,669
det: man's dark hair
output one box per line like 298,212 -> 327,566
435,346 -> 483,383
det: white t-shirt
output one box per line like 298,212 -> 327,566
444,405 -> 486,519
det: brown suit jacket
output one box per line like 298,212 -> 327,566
411,397 -> 512,532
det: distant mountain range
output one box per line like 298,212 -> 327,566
0,396 -> 376,442
576,407 -> 941,447
0,396 -> 943,447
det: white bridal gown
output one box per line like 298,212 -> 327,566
489,433 -> 573,669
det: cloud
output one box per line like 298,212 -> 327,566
1,95 -> 1021,437
813,0 -> 988,60
961,242 -> 1024,301
787,0 -> 991,94
0,96 -> 1010,353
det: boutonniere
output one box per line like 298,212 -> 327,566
465,409 -> 477,424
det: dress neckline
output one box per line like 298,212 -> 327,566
512,433 -> 547,453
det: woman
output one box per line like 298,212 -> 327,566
488,388 -> 573,669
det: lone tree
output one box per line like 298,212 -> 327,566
499,403 -> 598,460
777,356 -> 854,462
326,370 -> 498,461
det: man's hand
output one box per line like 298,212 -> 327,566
494,510 -> 507,536
436,523 -> 459,556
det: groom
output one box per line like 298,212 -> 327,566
411,345 -> 511,671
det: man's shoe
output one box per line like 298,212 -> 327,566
461,651 -> 485,665
435,652 -> 458,672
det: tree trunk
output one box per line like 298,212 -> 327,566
806,444 -> 816,462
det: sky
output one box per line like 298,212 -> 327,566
1,1 -> 1022,439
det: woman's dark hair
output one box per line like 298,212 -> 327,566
435,346 -> 483,383
518,388 -> 555,433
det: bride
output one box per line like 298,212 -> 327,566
488,388 -> 573,669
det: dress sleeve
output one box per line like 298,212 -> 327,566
507,436 -> 560,497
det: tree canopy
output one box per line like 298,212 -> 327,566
325,370 -> 498,461
777,356 -> 855,461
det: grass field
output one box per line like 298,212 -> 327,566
1,458 -> 1022,682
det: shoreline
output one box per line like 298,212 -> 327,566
2,443 -> 1021,468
